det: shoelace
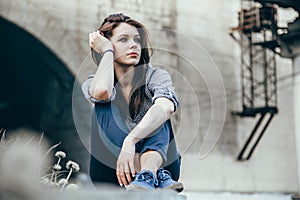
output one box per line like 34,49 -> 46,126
135,171 -> 158,185
158,169 -> 172,181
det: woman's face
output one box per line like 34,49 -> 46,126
110,23 -> 142,67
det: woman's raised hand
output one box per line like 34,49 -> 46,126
89,31 -> 113,54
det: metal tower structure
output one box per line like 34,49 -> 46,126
230,0 -> 280,161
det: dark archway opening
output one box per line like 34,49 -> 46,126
0,16 -> 89,172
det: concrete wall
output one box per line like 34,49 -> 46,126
175,0 -> 297,192
0,0 -> 297,193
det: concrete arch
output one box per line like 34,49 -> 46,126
0,0 -> 89,78
0,16 -> 89,172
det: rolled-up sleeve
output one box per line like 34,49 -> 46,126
81,75 -> 116,103
148,69 -> 179,111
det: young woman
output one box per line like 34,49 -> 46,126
82,13 -> 183,192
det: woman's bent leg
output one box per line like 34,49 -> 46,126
138,119 -> 181,180
139,150 -> 163,173
127,120 -> 182,191
90,154 -> 119,185
90,102 -> 129,185
163,120 -> 181,181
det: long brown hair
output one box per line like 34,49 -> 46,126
93,13 -> 153,120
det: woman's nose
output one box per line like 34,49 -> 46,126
129,39 -> 138,49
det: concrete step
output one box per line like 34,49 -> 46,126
45,189 -> 187,200
183,191 -> 292,200
42,190 -> 294,200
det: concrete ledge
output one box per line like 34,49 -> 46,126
45,189 -> 186,200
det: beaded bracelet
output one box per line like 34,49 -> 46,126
102,49 -> 114,56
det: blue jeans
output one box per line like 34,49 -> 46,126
89,102 -> 181,185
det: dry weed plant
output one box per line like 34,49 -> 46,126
0,128 -> 81,200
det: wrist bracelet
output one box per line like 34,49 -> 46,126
102,49 -> 114,56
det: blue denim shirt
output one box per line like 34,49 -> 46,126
81,63 -> 179,130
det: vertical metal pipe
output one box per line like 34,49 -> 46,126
263,30 -> 268,107
273,52 -> 278,108
249,34 -> 254,108
240,3 -> 246,109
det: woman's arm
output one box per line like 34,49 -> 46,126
128,97 -> 175,143
88,31 -> 114,100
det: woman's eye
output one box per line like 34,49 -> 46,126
120,37 -> 127,42
134,38 -> 141,43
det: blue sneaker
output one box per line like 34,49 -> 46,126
157,168 -> 184,192
126,170 -> 158,191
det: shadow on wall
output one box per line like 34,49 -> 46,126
0,16 -> 89,173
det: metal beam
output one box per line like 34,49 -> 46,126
237,113 -> 275,161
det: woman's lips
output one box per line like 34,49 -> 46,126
128,52 -> 138,57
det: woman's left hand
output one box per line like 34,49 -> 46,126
89,31 -> 113,54
116,137 -> 136,186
